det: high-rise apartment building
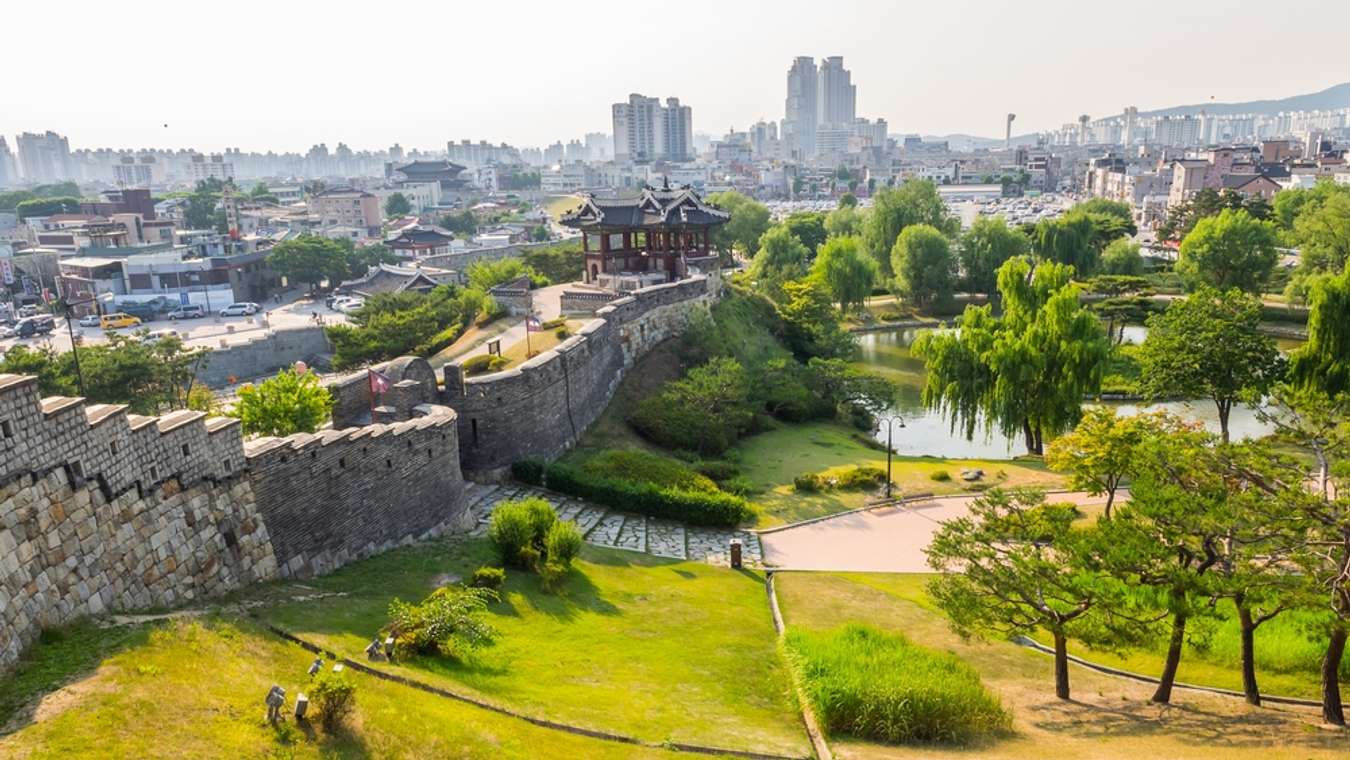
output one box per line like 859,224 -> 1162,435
783,56 -> 818,159
15,131 -> 72,183
0,138 -> 16,188
611,94 -> 693,163
817,56 -> 856,128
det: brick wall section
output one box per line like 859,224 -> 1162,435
243,403 -> 469,579
196,325 -> 332,388
0,371 -> 471,671
559,290 -> 621,315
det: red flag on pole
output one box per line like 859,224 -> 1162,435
368,368 -> 392,394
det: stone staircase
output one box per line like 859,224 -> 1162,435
459,483 -> 763,567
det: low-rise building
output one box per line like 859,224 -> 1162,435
310,188 -> 381,235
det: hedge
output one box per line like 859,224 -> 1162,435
543,463 -> 753,527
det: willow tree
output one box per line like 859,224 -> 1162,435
912,256 -> 1108,454
1290,264 -> 1350,396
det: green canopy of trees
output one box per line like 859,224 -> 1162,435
810,236 -> 877,313
232,368 -> 333,436
749,225 -> 810,295
1174,208 -> 1278,293
863,179 -> 957,277
824,204 -> 866,239
266,237 -> 396,292
891,223 -> 956,307
782,212 -> 828,253
326,284 -> 490,369
912,256 -> 1108,454
1100,237 -> 1145,276
706,191 -> 771,256
1161,187 -> 1271,242
384,192 -> 412,217
1289,263 -> 1350,396
958,216 -> 1029,295
0,334 -> 207,415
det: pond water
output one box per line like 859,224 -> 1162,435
855,327 -> 1294,459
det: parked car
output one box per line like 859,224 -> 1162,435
218,302 -> 260,317
17,305 -> 39,318
118,302 -> 159,321
100,313 -> 142,330
78,314 -> 102,327
334,298 -> 365,315
167,304 -> 207,319
14,315 -> 56,338
140,328 -> 180,344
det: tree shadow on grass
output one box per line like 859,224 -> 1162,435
1026,694 -> 1344,751
0,619 -> 154,736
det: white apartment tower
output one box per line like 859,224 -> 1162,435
783,56 -> 819,159
15,131 -> 72,183
817,56 -> 857,129
612,94 -> 693,163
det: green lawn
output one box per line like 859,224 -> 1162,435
728,422 -> 1065,526
0,617 -> 687,759
258,537 -> 808,757
775,572 -> 1346,760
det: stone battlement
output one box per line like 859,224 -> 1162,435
0,374 -> 470,671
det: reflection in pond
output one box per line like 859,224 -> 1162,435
855,327 -> 1292,459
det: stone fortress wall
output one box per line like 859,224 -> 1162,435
0,372 -> 469,671
328,274 -> 719,477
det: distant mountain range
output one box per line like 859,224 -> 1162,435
916,82 -> 1350,150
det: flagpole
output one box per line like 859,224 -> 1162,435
525,286 -> 533,358
368,367 -> 376,422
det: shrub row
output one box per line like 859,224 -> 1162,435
793,465 -> 887,493
543,462 -> 752,527
462,353 -> 509,376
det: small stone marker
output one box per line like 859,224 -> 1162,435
384,636 -> 395,659
308,657 -> 323,677
729,538 -> 743,569
265,685 -> 286,724
332,663 -> 345,673
365,639 -> 381,660
293,693 -> 309,720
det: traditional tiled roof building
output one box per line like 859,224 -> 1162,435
560,183 -> 727,288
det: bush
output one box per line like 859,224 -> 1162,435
511,458 -> 546,485
555,327 -> 571,339
541,520 -> 584,587
309,671 -> 357,734
834,465 -> 887,490
541,317 -> 567,330
544,463 -> 753,527
487,497 -> 556,568
385,585 -> 498,661
786,624 -> 1010,745
693,460 -> 740,484
581,450 -> 719,493
794,473 -> 824,492
929,470 -> 952,482
470,566 -> 505,589
462,354 -> 509,376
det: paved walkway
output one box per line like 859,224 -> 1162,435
462,484 -> 764,567
760,491 -> 1112,572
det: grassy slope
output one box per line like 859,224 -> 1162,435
775,572 -> 1347,760
258,538 -> 807,757
729,422 -> 1064,526
0,617 -> 685,759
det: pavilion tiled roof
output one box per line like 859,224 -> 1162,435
560,185 -> 729,230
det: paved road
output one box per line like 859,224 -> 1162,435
760,490 -> 1114,572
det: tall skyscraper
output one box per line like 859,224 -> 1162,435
783,56 -> 818,159
612,94 -> 693,163
817,56 -> 856,128
15,131 -> 72,183
0,137 -> 16,188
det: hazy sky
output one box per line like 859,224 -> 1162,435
3,0 -> 1346,153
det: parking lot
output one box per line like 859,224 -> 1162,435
0,293 -> 351,355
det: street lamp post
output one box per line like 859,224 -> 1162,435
61,292 -> 110,396
878,414 -> 905,500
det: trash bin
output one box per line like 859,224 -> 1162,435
729,538 -> 742,569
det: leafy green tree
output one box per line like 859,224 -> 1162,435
891,224 -> 956,308
837,192 -> 858,208
1044,408 -> 1192,517
958,216 -> 1029,295
326,285 -> 488,369
1099,237 -> 1145,276
521,240 -> 583,283
0,335 -> 206,414
1161,187 -> 1272,242
706,191 -> 771,256
1290,263 -> 1350,395
926,488 -> 1113,700
776,278 -> 855,359
183,180 -> 223,231
782,212 -> 827,253
1292,192 -> 1350,276
1034,212 -> 1100,275
824,204 -> 865,239
15,196 -> 81,220
1075,198 -> 1137,234
0,190 -> 37,211
346,242 -> 399,279
863,179 -> 957,277
266,236 -> 351,292
629,357 -> 754,455
810,236 -> 877,313
383,192 -> 412,217
749,225 -> 810,296
232,368 -> 333,436
1137,288 -> 1283,443
466,258 -> 546,291
912,257 -> 1108,454
1175,208 -> 1278,293
439,210 -> 478,236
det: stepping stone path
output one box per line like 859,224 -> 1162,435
460,483 -> 763,566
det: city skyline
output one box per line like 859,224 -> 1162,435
4,0 -> 1347,153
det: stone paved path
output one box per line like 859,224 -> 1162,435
462,484 -> 763,567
